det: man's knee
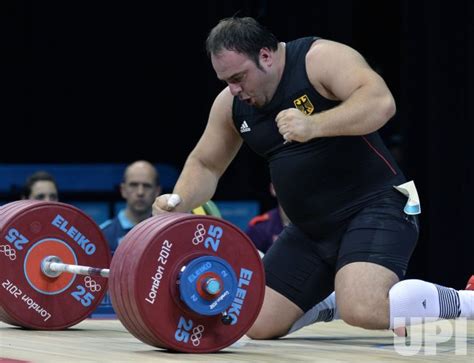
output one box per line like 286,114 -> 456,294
337,292 -> 390,329
246,287 -> 303,340
338,302 -> 373,327
246,319 -> 287,340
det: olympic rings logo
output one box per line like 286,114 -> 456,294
192,224 -> 206,245
84,276 -> 101,292
0,245 -> 16,261
190,325 -> 205,346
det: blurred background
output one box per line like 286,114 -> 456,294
1,0 -> 473,288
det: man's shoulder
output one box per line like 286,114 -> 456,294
289,36 -> 319,45
287,36 -> 320,52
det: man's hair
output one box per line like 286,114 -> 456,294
205,16 -> 279,67
22,171 -> 57,198
122,160 -> 160,186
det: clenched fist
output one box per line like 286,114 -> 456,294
275,108 -> 317,143
152,193 -> 182,215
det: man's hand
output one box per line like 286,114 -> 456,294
152,194 -> 182,215
275,108 -> 317,143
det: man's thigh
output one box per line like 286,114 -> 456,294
264,224 -> 340,311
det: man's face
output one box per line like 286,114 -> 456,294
29,181 -> 58,201
211,48 -> 274,108
121,169 -> 160,215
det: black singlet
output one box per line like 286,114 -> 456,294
232,37 -> 405,238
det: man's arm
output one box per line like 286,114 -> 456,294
153,88 -> 242,213
275,39 -> 396,142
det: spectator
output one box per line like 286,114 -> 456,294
21,171 -> 59,201
100,160 -> 161,253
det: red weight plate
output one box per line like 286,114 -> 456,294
123,213 -> 265,353
0,201 -> 37,326
111,213 -> 180,346
111,214 -> 175,343
96,242 -> 141,342
111,214 -> 185,347
119,214 -> 191,349
119,215 -> 215,350
108,237 -> 146,344
0,201 -> 111,329
110,218 -> 169,346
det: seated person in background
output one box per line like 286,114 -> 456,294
100,160 -> 161,254
245,183 -> 290,254
21,171 -> 59,201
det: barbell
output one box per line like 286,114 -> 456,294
0,200 -> 265,353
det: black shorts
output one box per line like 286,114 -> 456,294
263,191 -> 419,312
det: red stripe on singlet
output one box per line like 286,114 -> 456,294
361,136 -> 397,175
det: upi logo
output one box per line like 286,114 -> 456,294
393,317 -> 468,356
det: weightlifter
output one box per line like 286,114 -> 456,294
153,16 -> 473,339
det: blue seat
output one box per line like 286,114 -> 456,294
0,163 -> 179,193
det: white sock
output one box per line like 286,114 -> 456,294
288,292 -> 338,334
389,279 -> 473,329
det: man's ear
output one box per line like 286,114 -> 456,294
120,182 -> 127,199
260,47 -> 274,67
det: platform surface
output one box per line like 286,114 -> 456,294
1,319 -> 472,362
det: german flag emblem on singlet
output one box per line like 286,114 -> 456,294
293,94 -> 314,115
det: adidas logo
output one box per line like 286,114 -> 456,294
240,121 -> 251,133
